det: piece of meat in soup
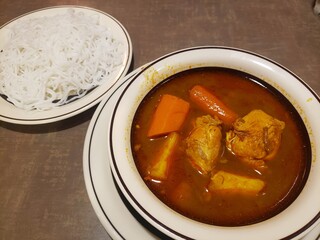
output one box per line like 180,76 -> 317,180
185,115 -> 222,174
226,110 -> 285,163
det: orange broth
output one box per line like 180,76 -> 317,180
131,67 -> 310,226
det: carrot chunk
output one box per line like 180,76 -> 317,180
147,94 -> 190,138
147,132 -> 179,180
189,85 -> 238,125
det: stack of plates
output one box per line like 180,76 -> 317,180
82,59 -> 320,240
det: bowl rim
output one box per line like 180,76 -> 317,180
109,46 -> 320,240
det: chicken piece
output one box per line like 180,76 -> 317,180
208,170 -> 265,194
226,110 -> 285,163
185,115 -> 222,174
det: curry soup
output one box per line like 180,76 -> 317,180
131,67 -> 310,226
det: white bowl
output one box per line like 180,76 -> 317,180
108,46 -> 320,240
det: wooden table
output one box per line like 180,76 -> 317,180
0,0 -> 319,239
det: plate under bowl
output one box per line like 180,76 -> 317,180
109,46 -> 320,240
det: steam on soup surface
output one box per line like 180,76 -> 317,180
131,67 -> 310,226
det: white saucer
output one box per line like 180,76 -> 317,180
303,222 -> 320,240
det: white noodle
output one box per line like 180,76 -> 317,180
0,9 -> 124,111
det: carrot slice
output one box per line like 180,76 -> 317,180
147,132 -> 179,180
189,85 -> 238,125
147,94 -> 190,138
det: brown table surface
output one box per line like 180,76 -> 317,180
0,0 -> 319,239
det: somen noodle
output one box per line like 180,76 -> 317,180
0,9 -> 124,111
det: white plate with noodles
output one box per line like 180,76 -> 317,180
0,6 -> 132,125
